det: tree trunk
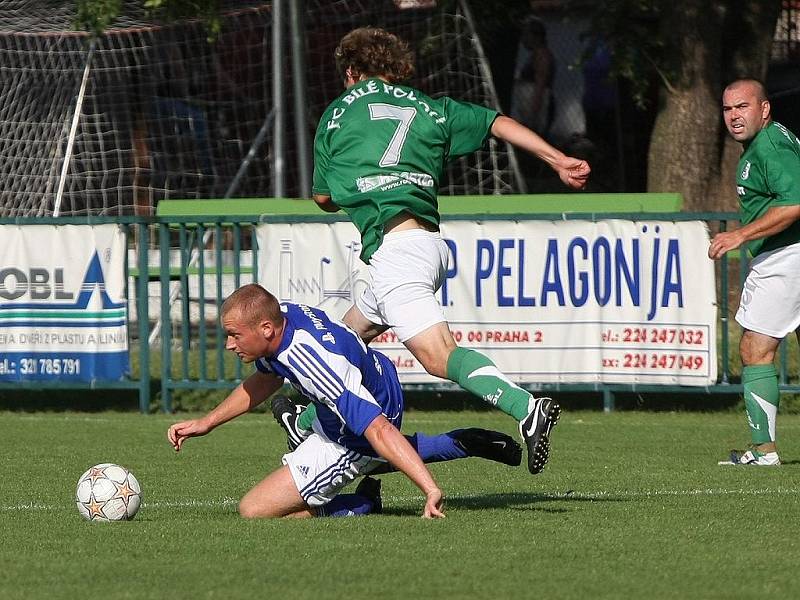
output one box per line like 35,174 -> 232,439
647,1 -> 725,212
647,0 -> 782,212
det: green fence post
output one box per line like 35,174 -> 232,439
137,221 -> 151,413
603,388 -> 615,412
198,223 -> 208,382
159,223 -> 172,413
719,218 -> 730,384
215,224 -> 224,380
779,338 -> 788,385
179,225 -> 190,380
234,223 -> 242,381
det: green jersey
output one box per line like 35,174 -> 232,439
312,77 -> 498,262
737,121 -> 800,256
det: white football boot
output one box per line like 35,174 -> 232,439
718,448 -> 781,466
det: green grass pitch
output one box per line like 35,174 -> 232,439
1,409 -> 798,599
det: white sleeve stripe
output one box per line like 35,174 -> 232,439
295,344 -> 346,393
286,354 -> 332,400
295,343 -> 346,395
289,346 -> 344,399
294,348 -> 344,398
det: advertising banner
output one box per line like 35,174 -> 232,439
257,219 -> 717,386
0,225 -> 128,382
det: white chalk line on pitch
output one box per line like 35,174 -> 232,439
3,487 -> 799,513
0,497 -> 240,512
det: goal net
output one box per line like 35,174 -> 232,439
0,0 -> 521,218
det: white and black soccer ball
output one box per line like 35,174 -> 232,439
75,463 -> 142,522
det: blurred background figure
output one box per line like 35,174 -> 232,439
580,36 -> 619,190
510,15 -> 555,139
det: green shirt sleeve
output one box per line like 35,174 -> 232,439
766,144 -> 800,206
312,122 -> 331,196
442,98 -> 499,161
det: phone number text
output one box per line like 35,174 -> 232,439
19,358 -> 82,375
602,327 -> 707,346
602,353 -> 706,370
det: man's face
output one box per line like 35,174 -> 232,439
722,83 -> 770,143
222,310 -> 269,363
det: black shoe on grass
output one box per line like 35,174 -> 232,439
355,476 -> 382,514
271,395 -> 309,451
518,397 -> 561,474
451,428 -> 522,466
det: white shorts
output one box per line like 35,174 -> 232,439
736,241 -> 800,338
356,229 -> 450,342
282,433 -> 384,507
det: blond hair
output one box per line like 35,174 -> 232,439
221,284 -> 282,327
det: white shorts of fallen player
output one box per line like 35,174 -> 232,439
283,432 -> 385,507
736,240 -> 800,338
356,228 -> 450,342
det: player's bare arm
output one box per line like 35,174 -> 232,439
313,193 -> 341,212
167,370 -> 283,451
490,115 -> 590,190
363,415 -> 445,518
708,205 -> 800,259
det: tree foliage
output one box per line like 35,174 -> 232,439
75,0 -> 122,35
142,0 -> 222,37
74,0 -> 221,37
576,0 -> 667,108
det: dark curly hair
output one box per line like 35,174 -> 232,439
334,27 -> 415,84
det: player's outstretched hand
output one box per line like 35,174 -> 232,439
708,230 -> 746,260
167,419 -> 211,452
554,156 -> 591,190
423,488 -> 445,519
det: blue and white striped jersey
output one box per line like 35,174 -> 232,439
255,303 -> 404,455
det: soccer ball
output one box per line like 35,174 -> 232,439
75,463 -> 142,522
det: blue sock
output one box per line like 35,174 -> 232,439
409,431 -> 468,463
369,431 -> 471,476
317,494 -> 374,517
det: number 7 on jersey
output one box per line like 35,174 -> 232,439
368,103 -> 417,167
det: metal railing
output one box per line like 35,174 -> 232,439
3,212 -> 799,412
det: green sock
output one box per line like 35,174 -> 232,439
446,347 -> 531,421
742,364 -> 779,445
297,403 -> 316,431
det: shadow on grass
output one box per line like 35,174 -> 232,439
383,490 -> 627,516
